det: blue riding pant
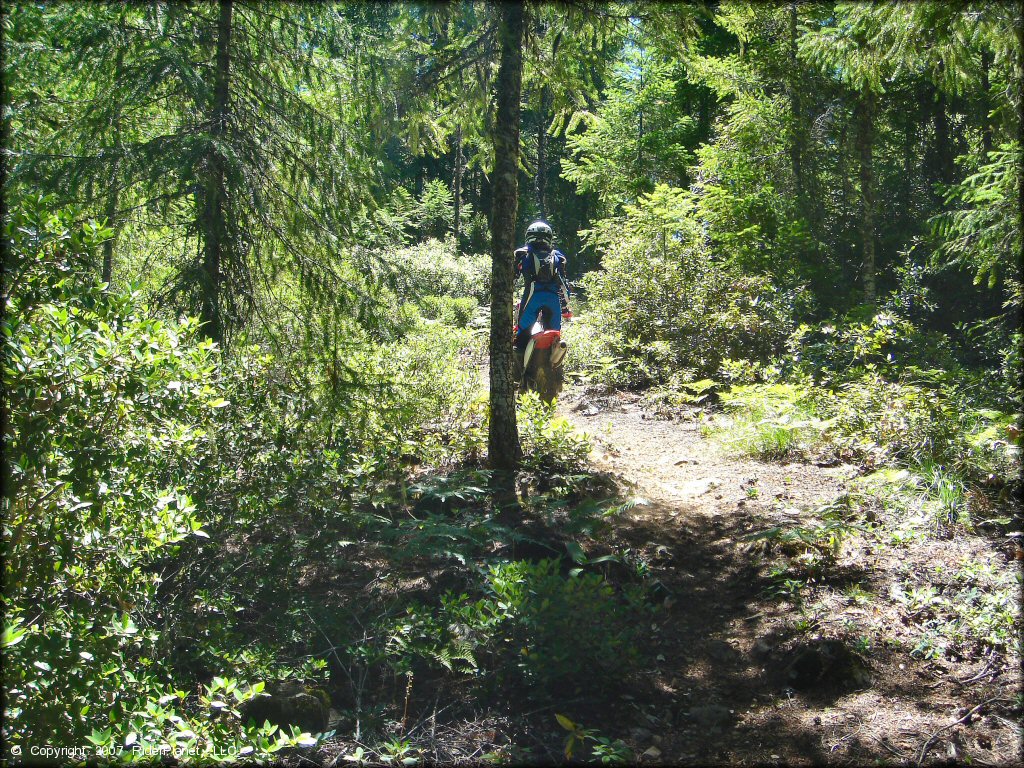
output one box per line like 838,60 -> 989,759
516,283 -> 562,350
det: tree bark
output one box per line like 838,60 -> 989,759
980,47 -> 993,157
536,86 -> 549,221
452,124 -> 463,246
101,158 -> 119,285
488,1 -> 525,472
933,88 -> 955,189
199,0 -> 233,343
855,89 -> 876,306
788,2 -> 806,207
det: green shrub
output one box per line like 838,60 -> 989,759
488,559 -> 646,691
415,294 -> 479,328
517,392 -> 592,471
787,311 -> 959,385
809,373 -> 1020,483
578,184 -> 803,385
371,321 -> 487,466
711,383 -> 827,460
415,179 -> 454,239
711,372 -> 1020,495
383,559 -> 647,694
892,557 -> 1020,659
562,310 -> 636,389
2,200 -> 317,758
389,238 -> 490,303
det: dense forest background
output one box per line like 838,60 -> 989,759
3,1 -> 1022,765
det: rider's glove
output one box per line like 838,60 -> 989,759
562,311 -> 573,320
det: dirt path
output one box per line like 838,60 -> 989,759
556,388 -> 1021,766
562,389 -> 851,519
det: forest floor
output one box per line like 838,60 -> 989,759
308,382 -> 1020,767
553,385 -> 1022,766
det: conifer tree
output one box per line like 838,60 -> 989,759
6,2 -> 376,343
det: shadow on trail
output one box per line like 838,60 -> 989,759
586,495 -> 848,764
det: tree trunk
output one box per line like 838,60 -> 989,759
480,168 -> 492,232
101,159 -> 119,285
788,2 -> 806,207
536,86 -> 549,221
855,89 -> 876,306
488,1 -> 525,472
933,88 -> 955,189
199,0 -> 232,343
452,125 -> 463,246
980,47 -> 993,157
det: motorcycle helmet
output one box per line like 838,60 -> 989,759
525,220 -> 553,246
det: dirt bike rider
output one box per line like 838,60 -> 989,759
513,220 -> 572,379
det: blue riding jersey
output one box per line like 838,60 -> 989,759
514,243 -> 571,336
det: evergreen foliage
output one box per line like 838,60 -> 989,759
2,1 -> 1021,762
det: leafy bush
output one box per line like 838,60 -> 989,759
2,198 -> 500,759
517,392 -> 592,471
562,310 -> 636,389
932,145 -> 1021,313
416,179 -> 454,239
743,497 -> 868,583
712,383 -> 826,460
811,374 -> 1019,484
389,238 -> 490,304
578,184 -> 803,385
415,295 -> 479,328
787,311 -> 959,385
2,200 -> 318,758
709,371 -> 1020,517
893,558 -> 1020,659
555,713 -> 631,764
487,559 -> 646,692
383,559 -> 647,695
370,321 -> 487,466
813,374 -> 962,468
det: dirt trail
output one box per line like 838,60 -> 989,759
561,389 -> 852,519
554,387 -> 1020,766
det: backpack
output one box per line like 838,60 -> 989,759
532,248 -> 558,284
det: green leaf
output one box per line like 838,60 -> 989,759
86,728 -> 112,747
2,622 -> 27,648
555,713 -> 576,731
565,541 -> 587,565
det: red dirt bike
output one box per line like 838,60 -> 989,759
516,307 -> 567,404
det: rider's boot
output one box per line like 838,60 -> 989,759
513,348 -> 525,383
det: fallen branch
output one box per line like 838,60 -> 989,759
952,649 -> 999,685
915,696 -> 1006,766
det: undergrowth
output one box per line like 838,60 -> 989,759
4,202 -> 647,764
